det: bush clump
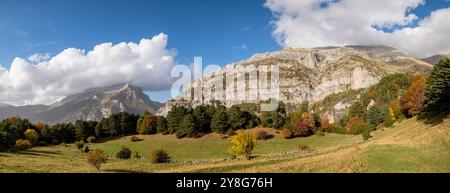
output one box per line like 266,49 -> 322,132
116,146 -> 132,159
14,139 -> 32,151
24,129 -> 39,145
83,146 -> 90,153
281,128 -> 293,139
133,151 -> 141,159
251,129 -> 272,140
86,136 -> 96,143
325,124 -> 346,134
297,144 -> 311,152
87,149 -> 108,170
130,136 -> 143,142
149,149 -> 171,163
362,130 -> 372,141
51,139 -> 60,145
228,130 -> 256,160
75,140 -> 85,151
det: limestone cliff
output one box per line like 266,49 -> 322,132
157,46 -> 432,117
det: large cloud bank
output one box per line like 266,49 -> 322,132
264,0 -> 450,57
0,33 -> 176,105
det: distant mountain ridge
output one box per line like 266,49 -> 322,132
420,55 -> 450,66
0,83 -> 162,124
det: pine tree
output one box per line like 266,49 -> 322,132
422,58 -> 450,113
156,116 -> 168,134
211,107 -> 228,133
367,106 -> 386,127
227,106 -> 246,130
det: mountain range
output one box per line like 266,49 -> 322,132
0,83 -> 162,124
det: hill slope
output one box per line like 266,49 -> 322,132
420,55 -> 450,66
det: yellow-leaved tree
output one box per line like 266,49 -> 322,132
24,129 -> 39,145
228,130 -> 256,160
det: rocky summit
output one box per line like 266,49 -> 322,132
157,45 -> 432,117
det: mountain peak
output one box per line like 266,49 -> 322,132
0,84 -> 162,124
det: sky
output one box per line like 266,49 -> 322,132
0,0 -> 449,105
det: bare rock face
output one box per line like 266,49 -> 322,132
158,46 -> 432,116
0,83 -> 162,124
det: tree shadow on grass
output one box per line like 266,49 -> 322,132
417,109 -> 450,126
16,149 -> 62,157
94,136 -> 130,144
104,169 -> 147,173
0,153 -> 10,157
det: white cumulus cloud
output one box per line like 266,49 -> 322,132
264,0 -> 450,57
0,33 -> 177,105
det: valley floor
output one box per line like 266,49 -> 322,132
0,114 -> 449,173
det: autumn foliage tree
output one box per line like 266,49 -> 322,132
24,129 -> 39,145
401,74 -> 427,117
228,130 -> 255,160
291,112 -> 315,137
345,116 -> 365,134
137,112 -> 157,134
87,149 -> 108,170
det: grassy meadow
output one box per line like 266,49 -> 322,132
0,115 -> 449,173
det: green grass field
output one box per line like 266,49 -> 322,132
0,115 -> 449,173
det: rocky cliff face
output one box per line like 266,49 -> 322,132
157,46 -> 432,116
0,83 -> 162,124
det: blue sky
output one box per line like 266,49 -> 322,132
0,0 -> 449,104
0,0 -> 278,68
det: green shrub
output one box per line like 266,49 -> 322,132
133,151 -> 141,159
325,124 -> 346,134
87,149 -> 108,170
150,149 -> 170,163
116,146 -> 132,159
384,111 -> 394,127
83,146 -> 90,153
362,130 -> 372,141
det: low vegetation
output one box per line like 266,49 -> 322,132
116,146 -> 132,159
228,130 -> 256,160
86,149 -> 108,170
150,149 -> 171,163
